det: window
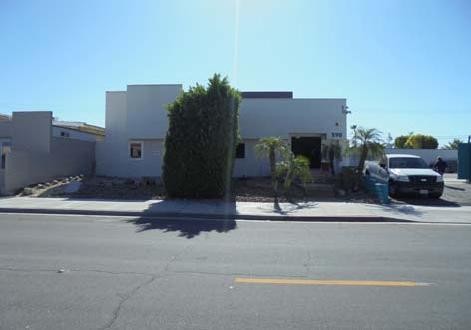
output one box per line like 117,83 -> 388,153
389,157 -> 428,169
236,143 -> 245,159
130,142 -> 143,159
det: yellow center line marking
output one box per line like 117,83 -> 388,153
234,277 -> 430,287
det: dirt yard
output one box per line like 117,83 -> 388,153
33,176 -> 375,203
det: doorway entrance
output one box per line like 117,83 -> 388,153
291,136 -> 322,169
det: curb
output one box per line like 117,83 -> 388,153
0,207 -> 415,223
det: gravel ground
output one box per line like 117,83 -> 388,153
36,176 -> 375,203
29,175 -> 470,206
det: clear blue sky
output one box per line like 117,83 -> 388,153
1,0 -> 470,145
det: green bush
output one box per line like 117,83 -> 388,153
163,74 -> 241,199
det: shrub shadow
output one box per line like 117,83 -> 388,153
128,217 -> 237,239
126,199 -> 238,239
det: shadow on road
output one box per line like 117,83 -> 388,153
126,199 -> 238,238
127,217 -> 237,238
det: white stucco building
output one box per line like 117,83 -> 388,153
95,85 -> 348,178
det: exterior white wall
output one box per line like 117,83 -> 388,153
125,139 -> 164,177
96,90 -> 167,178
95,92 -> 128,177
240,98 -> 347,139
52,126 -> 100,142
126,85 -> 182,139
385,148 -> 458,166
234,140 -> 271,177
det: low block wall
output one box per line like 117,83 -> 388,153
3,138 -> 95,194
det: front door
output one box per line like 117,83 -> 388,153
291,136 -> 322,169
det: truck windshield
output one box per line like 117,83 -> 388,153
389,157 -> 428,169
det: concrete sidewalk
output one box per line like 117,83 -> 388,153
0,197 -> 470,224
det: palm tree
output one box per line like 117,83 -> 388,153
255,137 -> 287,201
350,127 -> 384,171
442,139 -> 463,150
276,153 -> 311,201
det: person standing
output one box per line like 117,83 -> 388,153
433,157 -> 447,175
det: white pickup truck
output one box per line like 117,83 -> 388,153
364,154 -> 444,198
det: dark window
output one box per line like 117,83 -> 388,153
236,143 -> 245,159
130,142 -> 142,159
389,157 -> 428,169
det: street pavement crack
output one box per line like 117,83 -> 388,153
0,266 -> 60,273
99,274 -> 159,330
100,244 -> 192,330
169,269 -> 311,279
0,266 -> 155,277
163,244 -> 192,273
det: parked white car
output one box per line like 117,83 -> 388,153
364,154 -> 444,198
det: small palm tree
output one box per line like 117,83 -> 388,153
255,137 -> 287,200
350,127 -> 384,171
276,153 -> 311,200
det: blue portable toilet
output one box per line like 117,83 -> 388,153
458,143 -> 471,181
374,183 -> 390,204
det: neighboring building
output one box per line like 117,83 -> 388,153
53,120 -> 105,142
0,112 -> 103,194
96,84 -> 348,179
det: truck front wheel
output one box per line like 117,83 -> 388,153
430,192 -> 442,199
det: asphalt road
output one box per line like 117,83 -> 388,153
1,214 -> 470,329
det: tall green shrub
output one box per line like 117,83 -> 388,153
163,74 -> 241,198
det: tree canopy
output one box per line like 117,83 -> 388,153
404,134 -> 438,149
394,133 -> 438,149
394,134 -> 411,148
